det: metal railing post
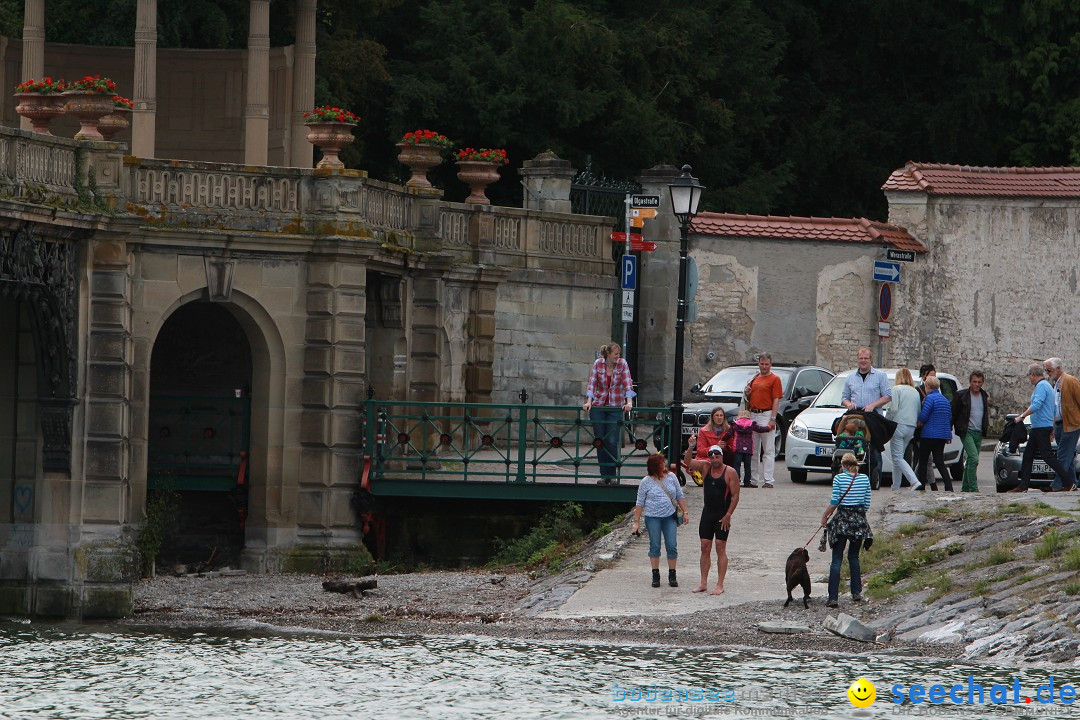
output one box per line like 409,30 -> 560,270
515,388 -> 528,482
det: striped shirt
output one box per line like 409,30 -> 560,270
830,471 -> 871,509
586,357 -> 636,407
635,472 -> 685,517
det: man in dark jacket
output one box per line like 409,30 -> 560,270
952,371 -> 990,492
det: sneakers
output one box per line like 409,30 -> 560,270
651,569 -> 661,588
744,481 -> 758,488
763,482 -> 774,489
825,599 -> 839,608
851,594 -> 865,603
668,569 -> 678,588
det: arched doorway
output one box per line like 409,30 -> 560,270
0,297 -> 40,530
148,302 -> 253,570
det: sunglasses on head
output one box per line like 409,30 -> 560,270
708,450 -> 722,456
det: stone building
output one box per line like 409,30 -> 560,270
884,162 -> 1080,416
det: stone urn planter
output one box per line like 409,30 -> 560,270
456,161 -> 502,204
396,142 -> 444,188
306,122 -> 355,169
14,93 -> 66,136
98,107 -> 131,142
63,91 -> 115,141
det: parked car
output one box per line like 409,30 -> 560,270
993,414 -> 1080,492
785,368 -> 965,484
680,363 -> 834,457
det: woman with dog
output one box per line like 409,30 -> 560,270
632,453 -> 689,588
683,443 -> 741,594
821,452 -> 872,607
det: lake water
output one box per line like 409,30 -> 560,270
1,620 -> 1077,719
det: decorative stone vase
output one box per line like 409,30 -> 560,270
98,107 -> 132,142
62,90 -> 115,141
306,121 -> 355,169
397,142 -> 444,188
14,93 -> 65,135
456,160 -> 502,204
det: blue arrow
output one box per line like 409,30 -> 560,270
873,261 -> 900,282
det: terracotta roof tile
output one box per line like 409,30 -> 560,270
883,162 -> 1080,198
690,213 -> 926,253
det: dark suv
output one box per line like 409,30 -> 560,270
681,363 -> 834,457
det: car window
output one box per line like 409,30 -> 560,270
938,378 -> 957,402
813,373 -> 848,408
795,370 -> 825,396
701,367 -> 793,394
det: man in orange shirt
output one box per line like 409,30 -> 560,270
744,353 -> 783,488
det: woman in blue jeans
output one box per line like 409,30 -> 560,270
632,453 -> 689,588
821,453 -> 872,607
583,343 -> 635,485
887,368 -> 922,490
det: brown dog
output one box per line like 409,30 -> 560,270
784,547 -> 811,608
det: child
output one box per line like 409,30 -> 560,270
721,409 -> 771,488
835,417 -> 870,460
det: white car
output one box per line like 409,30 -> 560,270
785,369 -> 965,484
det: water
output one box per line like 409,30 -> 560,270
0,620 -> 1076,719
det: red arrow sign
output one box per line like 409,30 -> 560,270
609,232 -> 656,251
609,232 -> 644,243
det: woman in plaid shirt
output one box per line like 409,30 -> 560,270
583,343 -> 636,485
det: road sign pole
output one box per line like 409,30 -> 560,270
622,193 -> 632,349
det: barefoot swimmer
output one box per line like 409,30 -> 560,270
683,443 -> 740,594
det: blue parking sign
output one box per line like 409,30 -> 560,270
621,255 -> 637,290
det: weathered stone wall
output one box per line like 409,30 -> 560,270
492,268 -> 614,406
888,195 -> 1080,419
682,237 -> 879,387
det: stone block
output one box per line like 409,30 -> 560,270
823,612 -> 878,642
0,585 -> 28,614
33,549 -> 72,581
92,270 -> 128,299
336,318 -> 365,344
258,286 -> 297,317
304,346 -> 333,375
332,379 -> 365,408
330,411 -> 361,447
305,317 -> 334,344
89,333 -> 126,362
329,452 -> 360,488
299,448 -> 330,487
306,289 -> 333,315
263,260 -> 300,287
297,490 -> 325,528
33,584 -> 73,617
758,621 -> 811,634
466,366 -> 494,393
176,254 -> 206,294
76,542 -> 140,583
91,302 -> 129,330
81,586 -> 133,618
334,347 -> 365,375
307,263 -> 334,288
231,260 -> 261,294
0,549 -> 29,580
299,410 -> 330,446
87,402 -> 125,437
336,290 -> 365,316
338,263 -> 366,288
87,363 -> 128,398
82,481 -> 123,522
302,377 -> 331,408
266,543 -> 374,575
412,304 -> 438,328
329,489 -> 356,526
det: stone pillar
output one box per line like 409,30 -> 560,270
635,164 -> 682,406
244,0 -> 271,165
518,150 -> 575,213
407,273 -> 443,402
132,0 -> 158,158
20,0 -> 45,132
290,0 -> 317,167
300,260 -> 366,542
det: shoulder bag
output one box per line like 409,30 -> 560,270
652,475 -> 684,524
819,473 -> 857,552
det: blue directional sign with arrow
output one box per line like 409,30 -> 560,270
873,260 -> 901,283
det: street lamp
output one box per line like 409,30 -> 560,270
667,164 -> 704,463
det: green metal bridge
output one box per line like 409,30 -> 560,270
361,396 -> 674,503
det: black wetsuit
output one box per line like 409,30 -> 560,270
699,464 -> 734,541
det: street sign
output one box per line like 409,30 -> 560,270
878,321 -> 890,338
610,232 -> 643,243
621,306 -> 634,322
886,248 -> 916,263
873,260 -> 901,283
620,255 -> 637,290
878,282 -> 892,322
629,216 -> 644,228
631,208 -> 658,219
631,194 -> 661,209
622,289 -> 634,306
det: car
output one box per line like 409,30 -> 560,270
993,414 -> 1080,492
681,363 -> 834,457
785,368 -> 966,485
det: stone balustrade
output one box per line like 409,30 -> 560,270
0,127 -> 80,203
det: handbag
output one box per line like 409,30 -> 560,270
653,475 -> 684,524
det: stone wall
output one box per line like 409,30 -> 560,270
888,194 -> 1080,419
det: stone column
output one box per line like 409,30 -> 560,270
132,0 -> 158,158
517,150 -> 575,213
244,0 -> 271,165
635,164 -> 682,406
20,0 -> 45,132
290,0 -> 316,167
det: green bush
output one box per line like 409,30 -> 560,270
136,489 -> 180,577
986,541 -> 1016,566
1035,528 -> 1070,561
489,502 -> 586,568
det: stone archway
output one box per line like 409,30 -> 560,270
148,302 -> 253,568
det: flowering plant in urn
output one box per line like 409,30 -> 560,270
15,77 -> 66,94
456,147 -> 508,164
401,129 -> 453,150
67,75 -> 117,94
303,105 -> 360,125
112,95 -> 133,110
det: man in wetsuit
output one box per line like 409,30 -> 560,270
683,442 -> 741,594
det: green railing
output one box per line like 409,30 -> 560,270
147,394 -> 251,491
362,398 -> 672,486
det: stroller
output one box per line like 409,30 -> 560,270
831,411 -> 871,478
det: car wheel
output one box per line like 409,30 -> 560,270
790,469 -> 807,483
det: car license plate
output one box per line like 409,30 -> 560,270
1033,461 -> 1050,474
815,446 -> 832,457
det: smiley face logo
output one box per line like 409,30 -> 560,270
848,678 -> 876,708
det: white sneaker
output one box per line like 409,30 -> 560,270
909,483 -> 923,491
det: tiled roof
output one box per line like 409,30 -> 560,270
883,162 -> 1080,197
690,213 -> 927,254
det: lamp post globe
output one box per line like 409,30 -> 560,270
666,165 -> 704,465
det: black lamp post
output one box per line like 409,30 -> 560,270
667,164 -> 704,462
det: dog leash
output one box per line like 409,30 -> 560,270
802,525 -> 824,549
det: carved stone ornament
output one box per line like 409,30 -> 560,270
0,222 -> 81,472
204,257 -> 236,302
